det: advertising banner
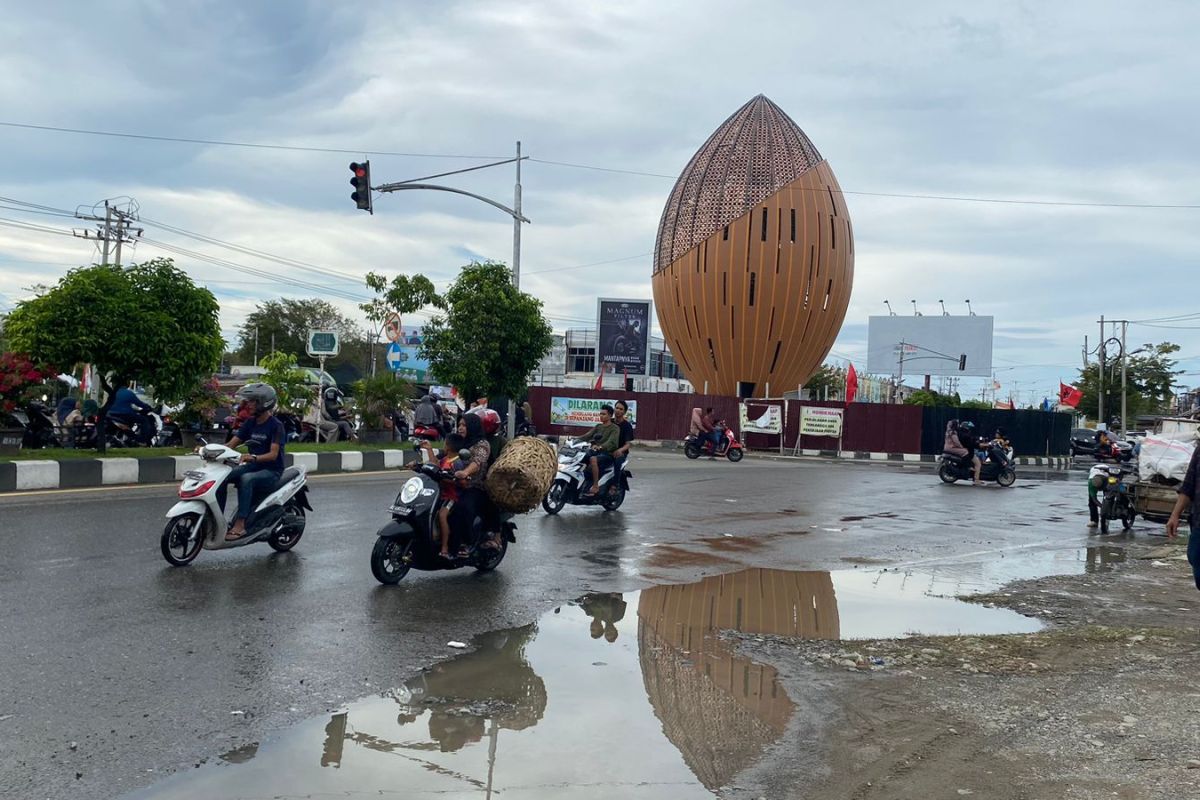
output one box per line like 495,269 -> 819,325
740,403 -> 783,435
393,327 -> 433,382
596,298 -> 652,376
550,396 -> 638,428
800,406 -> 844,437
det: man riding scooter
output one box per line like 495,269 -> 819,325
322,381 -> 356,441
218,383 -> 287,541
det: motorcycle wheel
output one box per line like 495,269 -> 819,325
268,503 -> 305,552
726,448 -> 744,463
1122,504 -> 1136,530
996,468 -> 1016,487
938,462 -> 958,484
542,480 -> 567,515
601,485 -> 626,511
371,537 -> 411,585
161,513 -> 204,566
684,443 -> 701,460
475,538 -> 508,572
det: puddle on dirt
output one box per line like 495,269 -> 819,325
124,567 -> 1040,799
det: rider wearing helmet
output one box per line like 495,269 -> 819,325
414,394 -> 439,428
322,381 -> 356,442
220,383 -> 286,541
957,421 -> 984,486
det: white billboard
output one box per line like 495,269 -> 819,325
866,316 -> 994,377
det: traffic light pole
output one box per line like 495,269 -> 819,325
372,145 -> 530,439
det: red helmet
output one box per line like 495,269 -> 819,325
468,406 -> 502,435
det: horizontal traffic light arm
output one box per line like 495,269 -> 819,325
373,182 -> 530,223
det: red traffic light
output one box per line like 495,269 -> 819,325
349,162 -> 367,177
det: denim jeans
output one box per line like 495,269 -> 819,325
216,465 -> 280,522
1190,513 -> 1200,591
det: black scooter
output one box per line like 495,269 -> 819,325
938,449 -> 1016,487
370,457 -> 516,585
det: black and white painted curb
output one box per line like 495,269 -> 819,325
0,449 -> 418,494
630,440 -> 1070,469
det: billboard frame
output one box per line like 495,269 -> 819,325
596,297 -> 653,377
866,315 -> 994,378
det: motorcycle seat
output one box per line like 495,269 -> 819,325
272,467 -> 301,491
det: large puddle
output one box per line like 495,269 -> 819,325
124,567 -> 1042,798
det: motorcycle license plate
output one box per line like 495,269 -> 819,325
389,505 -> 412,516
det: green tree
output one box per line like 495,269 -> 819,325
1075,342 -> 1181,421
5,259 -> 223,406
233,298 -> 365,366
373,261 -> 552,400
258,351 -> 312,415
803,364 -> 843,400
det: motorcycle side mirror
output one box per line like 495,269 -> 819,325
459,449 -> 473,462
196,436 -> 208,446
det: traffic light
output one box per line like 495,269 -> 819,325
958,354 -> 967,371
349,161 -> 372,213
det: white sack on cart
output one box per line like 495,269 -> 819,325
1137,436 -> 1196,483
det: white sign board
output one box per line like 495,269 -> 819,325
740,403 -> 783,435
306,329 -> 341,357
800,406 -> 844,437
866,316 -> 993,377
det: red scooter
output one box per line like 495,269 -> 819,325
683,426 -> 744,462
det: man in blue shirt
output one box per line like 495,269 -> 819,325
108,385 -> 154,444
1167,443 -> 1200,590
218,383 -> 286,541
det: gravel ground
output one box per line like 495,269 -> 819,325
725,537 -> 1200,800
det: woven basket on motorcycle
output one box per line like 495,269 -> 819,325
484,436 -> 558,513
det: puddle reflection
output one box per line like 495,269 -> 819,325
124,567 -> 1041,799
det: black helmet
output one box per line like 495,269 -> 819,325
236,382 -> 277,413
959,421 -> 975,431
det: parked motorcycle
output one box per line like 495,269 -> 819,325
11,400 -> 61,449
409,423 -> 443,444
683,427 -> 745,462
541,438 -> 631,514
370,459 -> 515,584
161,438 -> 312,566
938,448 -> 1017,487
106,409 -> 170,448
1093,463 -> 1136,534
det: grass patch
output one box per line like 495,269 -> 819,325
0,439 -> 424,462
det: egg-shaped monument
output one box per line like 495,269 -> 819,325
652,94 -> 853,396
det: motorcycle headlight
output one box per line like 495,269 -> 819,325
399,476 -> 423,504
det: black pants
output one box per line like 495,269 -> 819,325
449,488 -> 487,550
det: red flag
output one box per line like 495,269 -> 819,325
845,363 -> 858,405
594,361 -> 606,391
1059,382 -> 1083,408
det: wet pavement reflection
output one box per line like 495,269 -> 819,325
124,567 -> 1043,799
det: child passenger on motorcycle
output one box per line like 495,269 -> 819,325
433,433 -> 466,560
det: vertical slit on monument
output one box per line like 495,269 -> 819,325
723,272 -> 727,305
823,279 -> 832,310
749,273 -> 757,306
768,307 -> 775,338
760,207 -> 768,241
830,215 -> 836,249
790,208 -> 796,242
769,341 -> 782,373
707,338 -> 717,369
828,186 -> 838,215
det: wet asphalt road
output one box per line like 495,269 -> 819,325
0,451 -> 1100,799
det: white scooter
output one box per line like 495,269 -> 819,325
541,438 -> 630,514
161,439 -> 312,566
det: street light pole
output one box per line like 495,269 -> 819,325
509,141 -> 522,439
1120,320 -> 1128,435
372,148 -> 530,439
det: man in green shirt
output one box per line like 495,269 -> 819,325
584,404 -> 620,496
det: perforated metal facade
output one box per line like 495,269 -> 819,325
651,95 -> 854,395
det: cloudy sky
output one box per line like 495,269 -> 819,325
1,0 -> 1198,404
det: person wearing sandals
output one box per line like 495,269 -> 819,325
428,433 -> 466,561
218,383 -> 286,541
448,414 -> 494,555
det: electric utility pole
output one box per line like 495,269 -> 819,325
73,199 -> 142,265
1098,315 -> 1105,425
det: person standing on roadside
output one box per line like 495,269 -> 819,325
1166,443 -> 1200,590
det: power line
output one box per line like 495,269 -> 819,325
0,121 -> 504,160
4,121 -> 1200,210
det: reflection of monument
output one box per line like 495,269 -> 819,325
638,569 -> 839,790
652,95 -> 854,395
